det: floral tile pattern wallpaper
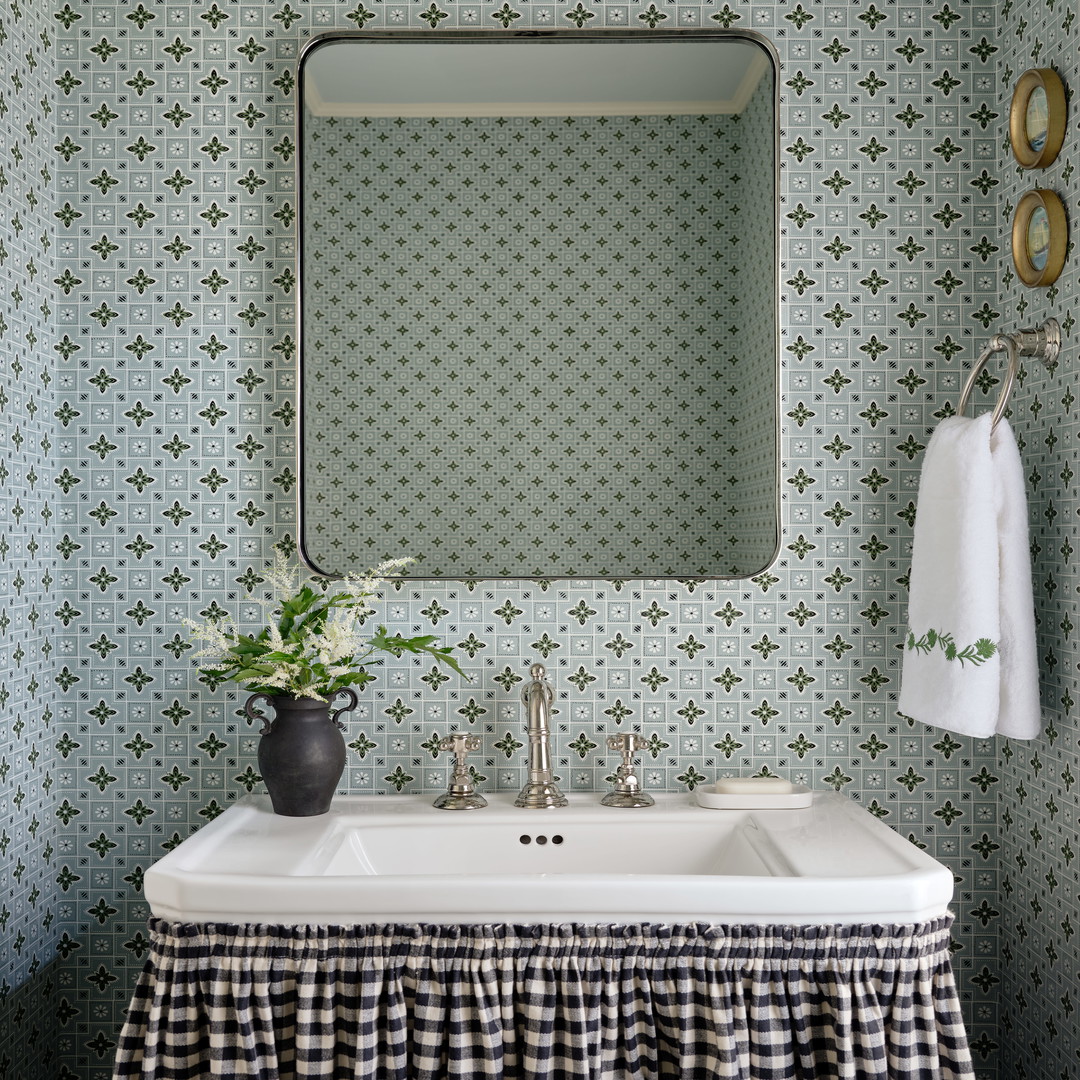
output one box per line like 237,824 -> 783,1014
992,1 -> 1080,1077
0,0 -> 61,1077
0,0 -> 1077,1078
302,103 -> 777,578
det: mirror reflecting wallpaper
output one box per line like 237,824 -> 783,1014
299,32 -> 778,579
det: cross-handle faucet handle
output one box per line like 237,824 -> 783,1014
433,732 -> 487,810
601,732 -> 655,808
440,731 -> 482,765
607,732 -> 648,757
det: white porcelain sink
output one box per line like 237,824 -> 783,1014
145,791 -> 953,925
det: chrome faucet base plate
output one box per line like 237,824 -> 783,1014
433,791 -> 488,811
514,781 -> 569,809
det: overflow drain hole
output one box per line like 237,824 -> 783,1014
519,835 -> 531,845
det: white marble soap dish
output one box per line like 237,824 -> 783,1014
695,776 -> 813,810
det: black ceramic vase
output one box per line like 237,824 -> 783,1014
245,689 -> 359,816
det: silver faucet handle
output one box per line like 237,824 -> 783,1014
433,732 -> 487,811
601,731 -> 655,808
606,732 -> 648,756
439,732 -> 482,761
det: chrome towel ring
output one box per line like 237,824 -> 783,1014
956,317 -> 1061,431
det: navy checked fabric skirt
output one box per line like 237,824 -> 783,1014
113,917 -> 974,1079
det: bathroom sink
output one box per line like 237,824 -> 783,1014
145,791 -> 953,925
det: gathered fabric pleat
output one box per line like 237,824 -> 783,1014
113,918 -> 973,1080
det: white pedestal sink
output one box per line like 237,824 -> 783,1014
145,790 -> 953,925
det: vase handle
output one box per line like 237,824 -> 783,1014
244,693 -> 276,736
329,687 -> 359,731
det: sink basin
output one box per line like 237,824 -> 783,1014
145,791 -> 953,925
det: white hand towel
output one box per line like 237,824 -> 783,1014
898,412 -> 1042,739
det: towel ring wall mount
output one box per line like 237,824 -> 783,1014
956,317 -> 1061,431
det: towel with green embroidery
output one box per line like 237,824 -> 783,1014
898,412 -> 1041,739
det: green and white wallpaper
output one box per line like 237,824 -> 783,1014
302,99 -> 777,579
0,0 -> 61,1077
993,3 -> 1079,1078
0,1 -> 1077,1079
725,74 -> 777,577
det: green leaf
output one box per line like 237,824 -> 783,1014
370,626 -> 467,677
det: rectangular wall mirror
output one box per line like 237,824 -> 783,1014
298,31 -> 779,579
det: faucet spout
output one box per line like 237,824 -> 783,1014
515,663 -> 568,809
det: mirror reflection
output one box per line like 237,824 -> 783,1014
299,32 -> 778,579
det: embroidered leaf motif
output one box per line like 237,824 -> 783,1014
906,629 -> 998,667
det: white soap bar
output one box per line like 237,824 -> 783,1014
712,777 -> 797,795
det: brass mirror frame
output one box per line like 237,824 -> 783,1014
1009,67 -> 1066,169
295,29 -> 782,581
1011,189 -> 1067,288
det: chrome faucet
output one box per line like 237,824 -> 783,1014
601,732 -> 654,808
515,663 -> 568,809
433,733 -> 487,811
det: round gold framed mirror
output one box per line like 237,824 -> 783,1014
1011,189 -> 1067,287
1009,68 -> 1066,169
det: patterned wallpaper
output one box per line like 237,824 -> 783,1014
993,1 -> 1080,1077
302,99 -> 776,578
4,1 -> 1078,1079
725,70 -> 777,574
0,0 -> 61,1077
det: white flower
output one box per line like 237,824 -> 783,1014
183,553 -> 458,700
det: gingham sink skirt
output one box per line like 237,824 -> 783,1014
113,917 -> 973,1079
